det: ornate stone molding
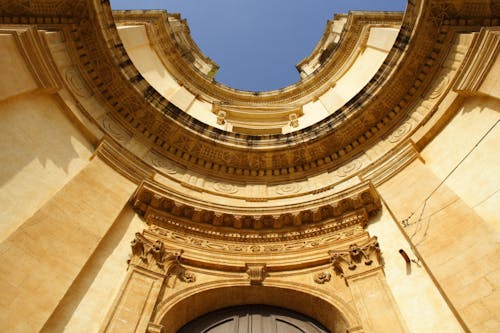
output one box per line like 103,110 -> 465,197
92,137 -> 154,184
454,27 -> 500,96
0,1 -> 497,184
329,236 -> 382,280
0,26 -> 62,94
132,180 -> 381,234
129,232 -> 195,283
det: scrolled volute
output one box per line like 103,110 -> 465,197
328,236 -> 382,279
128,233 -> 194,283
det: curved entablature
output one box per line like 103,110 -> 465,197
132,178 -> 380,236
113,10 -> 403,135
296,14 -> 348,79
1,0 -> 496,185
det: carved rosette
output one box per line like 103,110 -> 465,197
129,232 -> 195,283
313,272 -> 332,284
328,236 -> 382,280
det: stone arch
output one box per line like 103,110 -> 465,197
153,280 -> 361,333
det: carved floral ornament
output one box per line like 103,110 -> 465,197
128,232 -> 195,283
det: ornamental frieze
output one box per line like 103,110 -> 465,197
146,224 -> 365,253
132,180 -> 381,233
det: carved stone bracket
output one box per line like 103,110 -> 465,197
246,263 -> 267,285
129,232 -> 195,283
328,236 -> 382,280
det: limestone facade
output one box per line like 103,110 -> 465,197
0,0 -> 498,332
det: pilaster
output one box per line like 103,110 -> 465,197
0,157 -> 136,333
330,237 -> 408,333
101,232 -> 194,333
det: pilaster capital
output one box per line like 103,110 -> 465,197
328,236 -> 382,280
129,232 -> 195,283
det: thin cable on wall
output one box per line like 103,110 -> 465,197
401,119 -> 499,244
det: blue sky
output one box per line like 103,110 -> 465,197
110,1 -> 406,91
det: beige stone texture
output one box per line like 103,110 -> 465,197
168,86 -> 196,111
379,143 -> 500,331
348,270 -> 407,333
118,25 -> 180,99
367,208 -> 464,333
422,96 -> 500,231
41,207 -> 145,333
0,93 -> 93,242
0,33 -> 38,101
480,52 -> 499,99
0,157 -> 136,332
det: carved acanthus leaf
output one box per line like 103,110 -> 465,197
328,236 -> 382,279
129,233 -> 195,283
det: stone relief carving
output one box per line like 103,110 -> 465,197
387,120 -> 413,143
134,184 -> 381,232
147,224 -> 364,254
328,236 -> 382,279
148,151 -> 178,174
64,66 -> 93,98
246,263 -> 267,285
128,232 -> 195,283
428,75 -> 450,100
216,110 -> 226,125
100,115 -> 131,144
275,183 -> 301,195
336,159 -> 363,177
313,272 -> 332,284
289,113 -> 299,128
213,182 -> 238,194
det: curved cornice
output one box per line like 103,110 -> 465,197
0,0 -> 495,249
113,10 -> 403,105
0,0 -> 495,186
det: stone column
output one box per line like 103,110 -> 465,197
101,233 -> 195,333
329,237 -> 408,333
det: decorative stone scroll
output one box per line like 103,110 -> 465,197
129,232 -> 195,282
328,236 -> 381,279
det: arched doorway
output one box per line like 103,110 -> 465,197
153,283 -> 361,333
178,305 -> 330,333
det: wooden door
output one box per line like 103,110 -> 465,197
178,305 -> 330,333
